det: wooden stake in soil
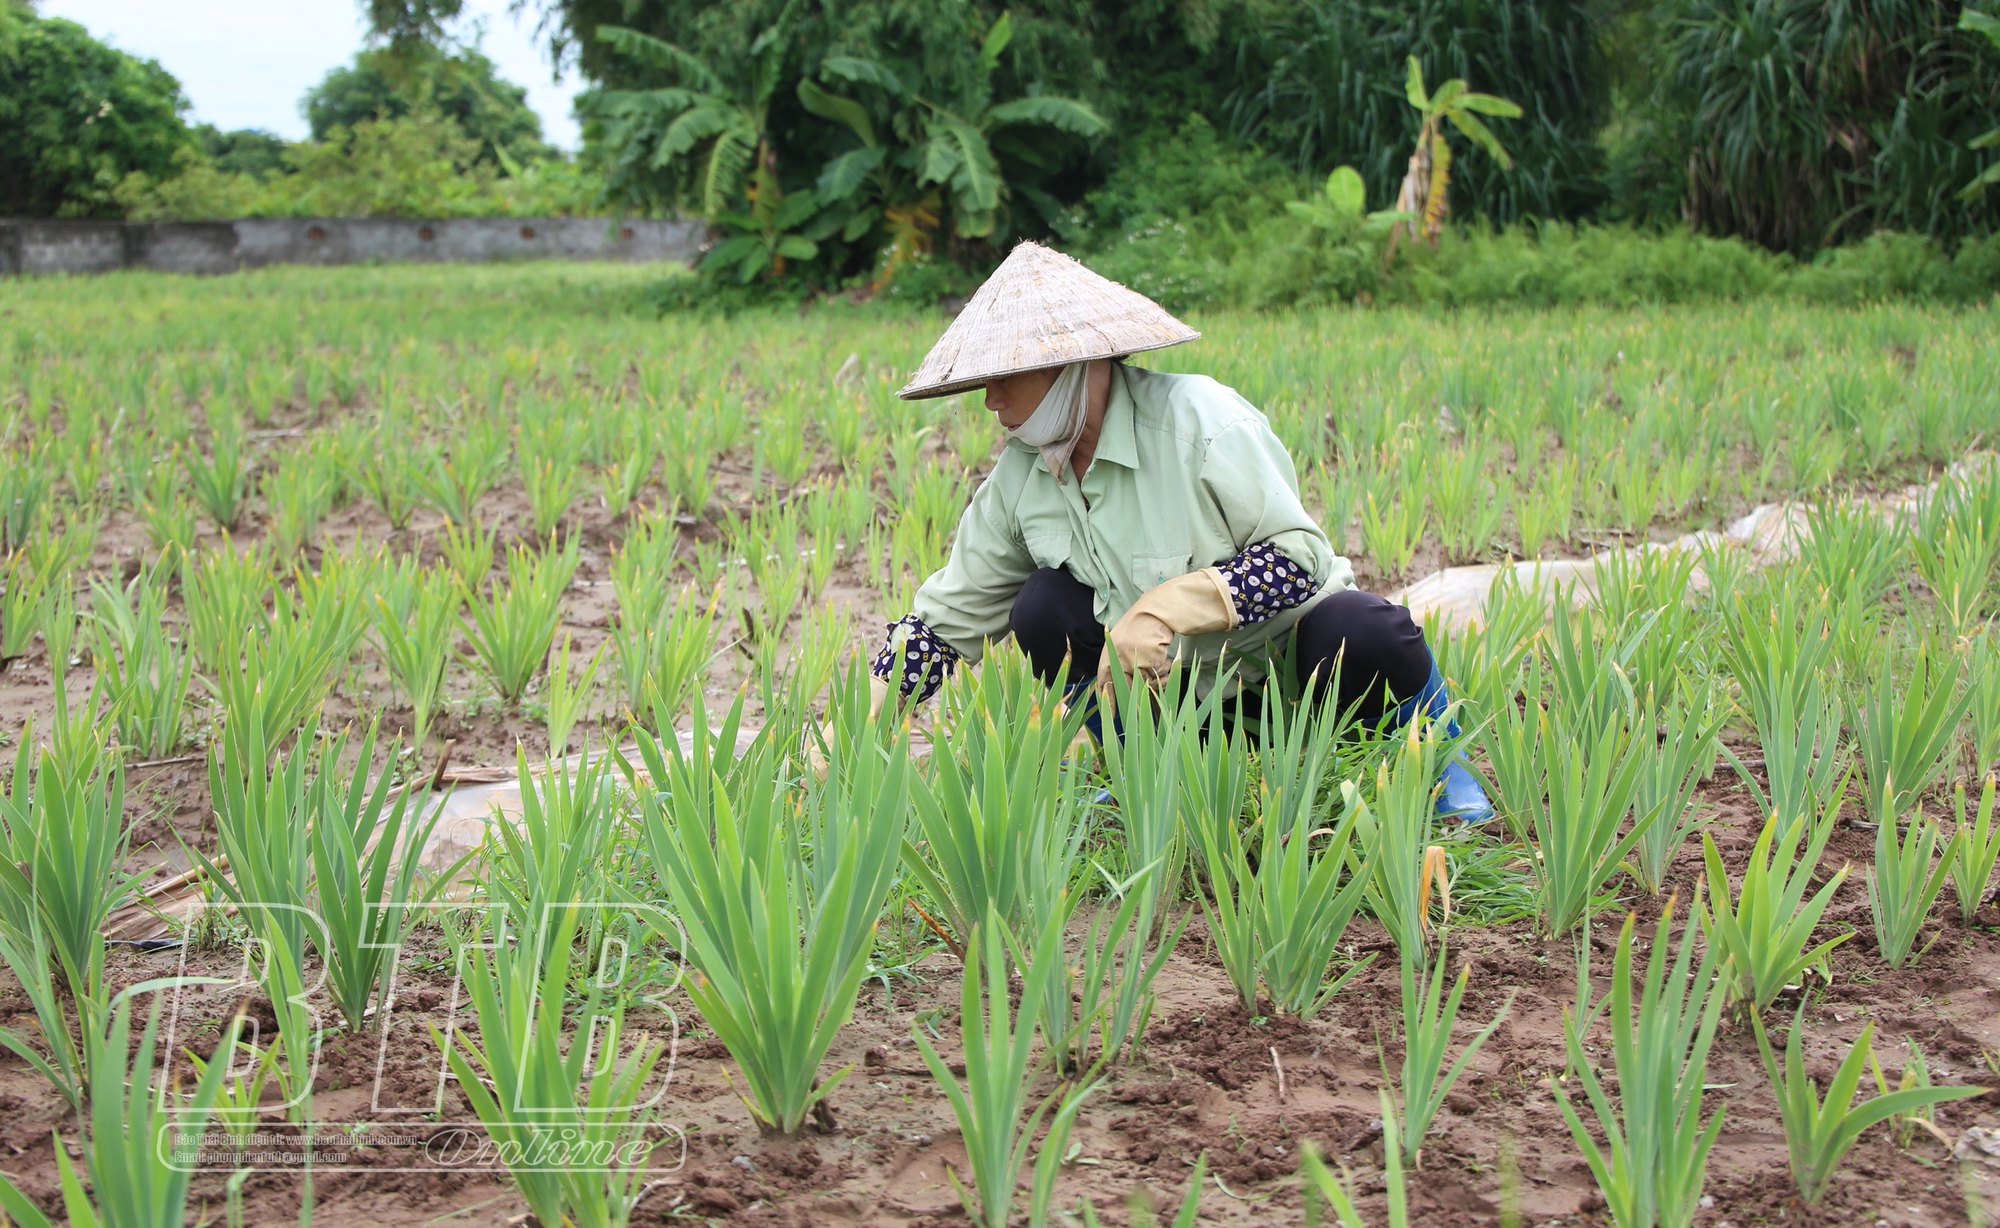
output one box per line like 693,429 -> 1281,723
427,738 -> 457,792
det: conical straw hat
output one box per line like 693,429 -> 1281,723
898,241 -> 1199,400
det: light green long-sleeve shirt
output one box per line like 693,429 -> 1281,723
911,363 -> 1356,695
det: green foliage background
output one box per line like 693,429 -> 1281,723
113,110 -> 604,220
544,0 -> 1999,282
303,43 -> 551,167
7,0 -> 2000,306
1637,0 -> 2000,253
0,5 -> 193,217
1222,0 -> 1612,224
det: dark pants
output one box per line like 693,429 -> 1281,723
1008,567 -> 1433,725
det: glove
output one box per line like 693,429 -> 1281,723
1097,568 -> 1237,688
805,675 -> 894,780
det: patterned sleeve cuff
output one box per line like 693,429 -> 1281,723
1217,542 -> 1320,626
869,614 -> 962,703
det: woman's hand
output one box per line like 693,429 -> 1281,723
1096,568 -> 1237,688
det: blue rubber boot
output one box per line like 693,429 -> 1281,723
1385,664 -> 1496,825
1060,678 -> 1120,807
1060,678 -> 1108,746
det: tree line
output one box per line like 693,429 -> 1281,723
5,0 -> 1996,294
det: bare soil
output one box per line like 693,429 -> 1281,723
1,482 -> 1996,1226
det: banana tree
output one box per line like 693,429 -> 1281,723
582,23 -> 785,219
1285,165 -> 1412,289
1287,165 -> 1410,238
799,13 -> 1106,281
1390,56 -> 1522,250
702,174 -> 823,284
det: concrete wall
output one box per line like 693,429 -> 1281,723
127,222 -> 240,275
0,217 -> 702,276
4,221 -> 128,275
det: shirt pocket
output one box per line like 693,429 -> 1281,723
1025,529 -> 1073,571
1129,551 -> 1193,591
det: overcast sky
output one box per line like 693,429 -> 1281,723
42,0 -> 586,150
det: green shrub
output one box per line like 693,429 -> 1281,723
1386,222 -> 1791,307
1793,231 -> 2000,304
1655,0 -> 2000,252
1221,0 -> 1611,224
647,269 -> 813,315
0,9 -> 194,217
1080,203 -> 1997,312
1074,117 -> 1315,310
1075,117 -> 1299,242
115,109 -> 614,221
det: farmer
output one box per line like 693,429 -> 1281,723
865,241 -> 1491,822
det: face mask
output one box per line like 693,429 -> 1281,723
1007,362 -> 1090,481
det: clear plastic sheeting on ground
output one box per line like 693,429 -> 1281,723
1389,458 -> 1989,633
106,731 -> 750,943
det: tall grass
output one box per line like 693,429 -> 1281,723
1700,813 -> 1852,1010
462,536 -> 578,705
540,631 -> 604,758
1626,692 -> 1724,898
1867,784 -> 1960,969
1184,696 -> 1373,1017
917,908 -> 1092,1228
628,694 -> 907,1134
438,904 -> 667,1228
1485,693 -> 1656,937
86,564 -> 192,756
410,428 -> 509,526
181,423 -> 249,531
1951,774 -> 2000,922
1752,1008 -> 1983,1206
1094,670 -> 1199,1063
192,717 -> 321,1106
1850,640 -> 1971,826
1352,722 -> 1454,956
482,746 -> 623,933
0,992 -> 243,1228
307,723 -> 451,1031
1556,902 -> 1727,1228
1,546 -> 62,668
0,726 -> 138,1111
907,657 -> 1093,949
612,584 -> 719,725
189,550 -> 350,750
372,558 -> 461,745
1390,939 -> 1508,1166
0,731 -> 133,1005
1722,587 -> 1852,825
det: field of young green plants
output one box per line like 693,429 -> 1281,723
0,262 -> 1994,1226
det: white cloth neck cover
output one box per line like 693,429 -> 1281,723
1007,362 -> 1091,482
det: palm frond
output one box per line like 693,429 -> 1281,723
816,146 -> 887,202
798,79 -> 877,146
985,96 -> 1109,138
822,55 -> 908,97
941,120 -> 1002,213
918,129 -> 964,188
1448,111 -> 1513,169
595,25 -> 724,95
702,126 -> 756,217
979,12 -> 1014,70
658,104 -> 733,164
